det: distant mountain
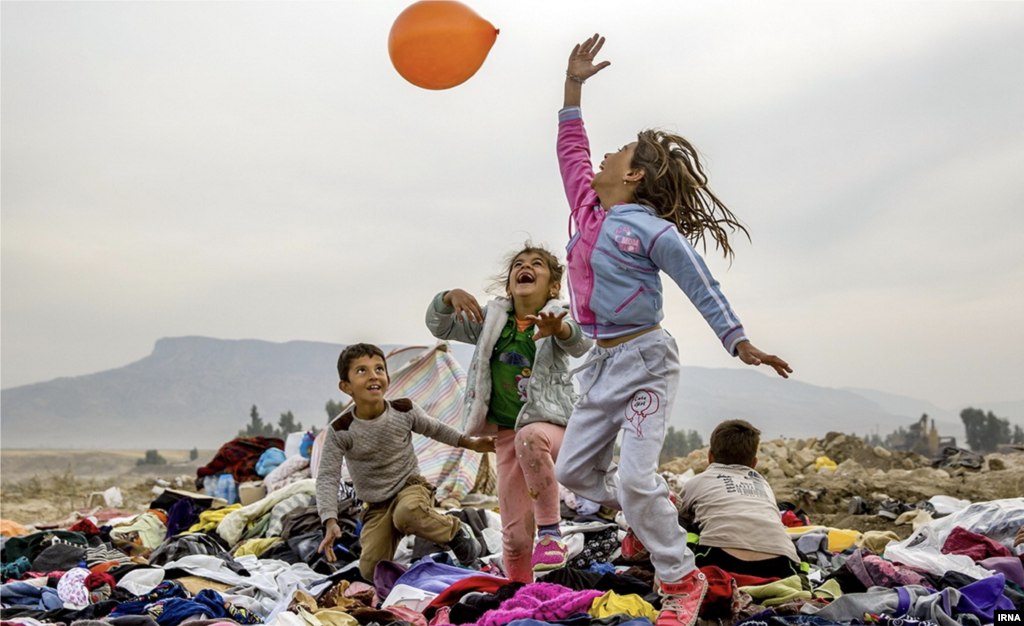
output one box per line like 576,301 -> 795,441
1,336 -> 1004,449
669,368 -> 938,442
2,337 -> 354,449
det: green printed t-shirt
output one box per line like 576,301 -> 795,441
487,311 -> 537,428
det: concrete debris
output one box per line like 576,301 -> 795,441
659,431 -> 1024,518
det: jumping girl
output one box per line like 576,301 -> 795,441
552,34 -> 792,626
425,244 -> 592,582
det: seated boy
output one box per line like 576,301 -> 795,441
678,420 -> 801,580
316,343 -> 495,580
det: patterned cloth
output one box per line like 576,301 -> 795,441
196,437 -> 285,484
567,527 -> 619,569
267,493 -> 314,538
147,533 -> 245,572
388,345 -> 484,502
56,567 -> 92,608
264,455 -> 312,493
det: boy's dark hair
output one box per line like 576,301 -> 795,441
337,343 -> 387,382
709,419 -> 761,466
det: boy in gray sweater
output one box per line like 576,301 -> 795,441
316,343 -> 495,580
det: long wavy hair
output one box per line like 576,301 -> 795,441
631,130 -> 750,259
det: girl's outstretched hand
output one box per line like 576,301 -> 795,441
737,341 -> 793,379
568,33 -> 610,82
444,288 -> 484,323
526,310 -> 570,341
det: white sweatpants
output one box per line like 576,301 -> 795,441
554,328 -> 696,582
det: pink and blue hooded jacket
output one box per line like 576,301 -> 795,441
557,106 -> 749,355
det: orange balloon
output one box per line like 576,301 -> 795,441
388,1 -> 498,90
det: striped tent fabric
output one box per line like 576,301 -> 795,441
385,343 -> 482,502
311,342 -> 482,503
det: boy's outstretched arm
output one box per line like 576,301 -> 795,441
459,435 -> 496,453
315,429 -> 348,562
564,33 -> 610,108
317,519 -> 343,563
736,341 -> 792,378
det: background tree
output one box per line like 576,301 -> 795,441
239,405 -> 270,437
189,447 -> 199,461
660,426 -> 704,463
277,411 -> 302,436
960,407 -> 1012,453
864,432 -> 883,447
137,449 -> 167,465
1013,425 -> 1024,446
326,399 -> 348,422
239,405 -> 301,438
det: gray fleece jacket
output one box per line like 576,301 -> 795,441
425,291 -> 593,436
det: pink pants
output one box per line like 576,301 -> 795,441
495,421 -> 565,582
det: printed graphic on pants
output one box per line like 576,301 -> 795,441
626,389 -> 660,437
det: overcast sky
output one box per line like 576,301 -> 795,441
2,1 -> 1022,411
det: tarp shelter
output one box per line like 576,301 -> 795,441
311,342 -> 492,503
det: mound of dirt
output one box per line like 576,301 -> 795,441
1,450 -> 213,526
659,434 -> 1024,523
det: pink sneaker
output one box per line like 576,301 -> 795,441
531,535 -> 568,572
656,570 -> 707,626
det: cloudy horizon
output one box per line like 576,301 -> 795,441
3,1 -> 1023,412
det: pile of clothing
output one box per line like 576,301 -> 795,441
3,441 -> 1023,626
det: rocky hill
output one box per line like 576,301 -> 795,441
1,337 -> 353,449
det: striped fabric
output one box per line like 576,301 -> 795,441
312,342 -> 482,503
85,545 -> 132,567
387,343 -> 481,502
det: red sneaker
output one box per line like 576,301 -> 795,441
620,527 -> 649,560
621,492 -> 677,561
656,570 -> 707,626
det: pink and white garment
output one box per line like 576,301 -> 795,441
56,567 -> 91,608
264,455 -> 312,493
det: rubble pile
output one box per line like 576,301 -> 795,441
659,431 -> 1024,518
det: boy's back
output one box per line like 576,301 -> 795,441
678,419 -> 800,571
678,462 -> 798,563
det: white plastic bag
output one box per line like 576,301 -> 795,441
928,495 -> 970,516
284,431 -> 306,458
382,584 -> 438,611
884,525 -> 993,579
103,486 -> 123,508
927,498 -> 1024,549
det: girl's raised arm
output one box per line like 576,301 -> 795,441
564,34 -> 610,108
558,34 -> 609,227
